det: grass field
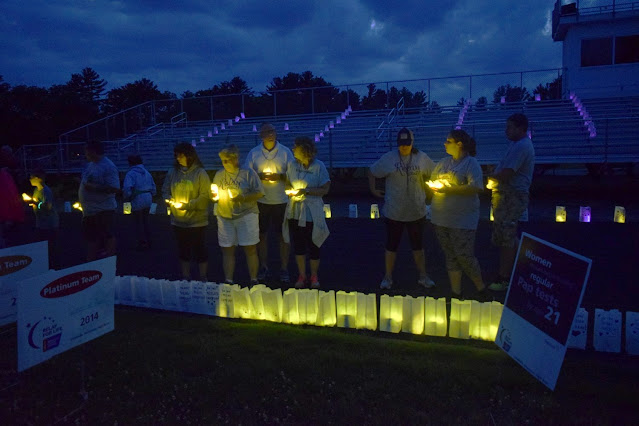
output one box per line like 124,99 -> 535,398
1,307 -> 638,425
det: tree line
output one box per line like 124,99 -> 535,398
0,68 -> 561,148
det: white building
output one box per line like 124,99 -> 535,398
552,0 -> 639,98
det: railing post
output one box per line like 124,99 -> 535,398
329,129 -> 333,174
311,88 -> 315,115
274,92 -> 277,117
210,97 -> 214,121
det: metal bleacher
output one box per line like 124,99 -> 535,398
18,95 -> 639,173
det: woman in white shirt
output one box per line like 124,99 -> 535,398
284,137 -> 330,289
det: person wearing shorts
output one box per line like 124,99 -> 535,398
162,142 -> 211,281
430,129 -> 487,300
244,123 -> 294,283
212,144 -> 264,286
78,140 -> 120,261
368,128 -> 436,290
486,113 -> 535,291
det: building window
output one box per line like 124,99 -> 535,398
581,38 -> 613,67
615,35 -> 639,64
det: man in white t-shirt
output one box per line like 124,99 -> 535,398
486,113 -> 535,291
244,123 -> 295,283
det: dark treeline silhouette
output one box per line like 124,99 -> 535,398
0,69 -> 562,149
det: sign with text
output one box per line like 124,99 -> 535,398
17,257 -> 116,372
0,241 -> 48,326
496,233 -> 591,390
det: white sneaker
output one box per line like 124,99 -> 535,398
418,275 -> 436,289
380,276 -> 393,289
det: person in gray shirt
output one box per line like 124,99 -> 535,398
78,140 -> 120,261
369,128 -> 436,290
430,130 -> 486,300
486,113 -> 535,291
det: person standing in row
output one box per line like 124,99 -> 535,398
123,154 -> 156,250
162,142 -> 211,281
244,123 -> 294,284
284,136 -> 330,289
487,113 -> 535,291
79,140 -> 120,261
430,130 -> 486,299
212,144 -> 264,286
369,128 -> 436,290
29,169 -> 59,268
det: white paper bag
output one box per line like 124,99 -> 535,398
190,281 -> 208,314
178,280 -> 193,313
567,307 -> 588,350
626,311 -> 639,355
160,280 -> 179,310
593,308 -> 622,353
146,278 -> 164,309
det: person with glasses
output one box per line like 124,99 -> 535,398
430,129 -> 487,300
368,128 -> 436,290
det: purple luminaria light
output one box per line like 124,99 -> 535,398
214,127 -> 219,134
324,125 -> 329,132
347,105 -> 352,112
228,119 -> 233,126
235,116 -> 240,122
284,123 -> 289,131
191,140 -> 196,147
341,113 -> 346,119
329,121 -> 334,129
240,112 -> 245,119
535,94 -> 541,101
455,126 -> 462,130
569,92 -> 574,100
252,124 -> 257,132
221,123 -> 226,130
315,134 -> 320,142
320,131 -> 324,137
336,117 -> 341,124
527,130 -> 532,139
208,131 -> 213,137
500,96 -> 506,104
200,137 -> 205,143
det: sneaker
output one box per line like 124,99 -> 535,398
380,276 -> 393,290
257,266 -> 269,281
279,269 -> 290,284
488,280 -> 509,291
224,279 -> 234,285
295,274 -> 306,289
417,275 -> 436,289
310,275 -> 320,289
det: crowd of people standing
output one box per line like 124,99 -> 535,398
10,114 -> 534,296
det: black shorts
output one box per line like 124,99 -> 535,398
82,211 -> 115,243
258,203 -> 287,234
173,225 -> 208,263
385,217 -> 425,252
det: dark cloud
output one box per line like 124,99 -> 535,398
0,0 -> 562,102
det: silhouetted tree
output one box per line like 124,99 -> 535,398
533,76 -> 563,100
492,84 -> 531,104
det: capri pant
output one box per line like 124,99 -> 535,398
173,225 -> 208,263
288,219 -> 320,260
434,225 -> 482,282
385,217 -> 424,252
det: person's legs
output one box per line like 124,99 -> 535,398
491,191 -> 527,290
407,218 -> 434,287
236,213 -> 260,283
82,215 -> 100,261
222,246 -> 236,282
289,219 -> 307,287
141,207 -> 151,247
257,203 -> 270,277
383,219 -> 404,286
243,244 -> 259,282
448,228 -> 485,292
191,226 -> 208,281
217,216 -> 239,282
173,225 -> 192,280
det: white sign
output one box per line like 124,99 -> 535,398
17,256 -> 116,372
496,233 -> 592,391
0,241 -> 49,326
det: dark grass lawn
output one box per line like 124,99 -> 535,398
1,308 -> 638,425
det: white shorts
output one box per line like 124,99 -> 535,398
217,213 -> 260,247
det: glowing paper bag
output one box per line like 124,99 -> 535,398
249,285 -> 267,320
117,276 -> 133,305
261,287 -> 283,323
146,278 -> 164,309
468,301 -> 482,339
190,281 -> 208,314
614,206 -> 626,223
567,307 -> 588,350
579,206 -> 591,223
282,288 -> 300,324
424,297 -> 447,337
336,291 -> 358,328
299,289 -> 319,325
555,206 -> 567,222
231,286 -> 253,319
203,282 -> 220,316
123,202 -> 132,215
625,311 -> 639,355
355,293 -> 377,331
379,295 -> 403,333
177,280 -> 192,313
218,283 -> 238,318
470,301 -> 503,341
593,308 -> 622,353
449,298 -> 472,339
160,279 -> 179,310
401,296 -> 425,335
316,290 -> 336,327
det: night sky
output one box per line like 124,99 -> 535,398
1,0 -> 597,96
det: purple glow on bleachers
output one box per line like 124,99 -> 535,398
214,127 -> 219,134
341,113 -> 346,119
455,126 -> 462,130
324,125 -> 329,132
200,137 -> 205,143
221,123 -> 226,130
240,112 -> 245,119
191,140 -> 196,147
336,117 -> 341,124
228,120 -> 233,127
252,124 -> 257,131
527,130 -> 532,140
320,131 -> 324,138
347,105 -> 352,112
329,121 -> 334,129
500,96 -> 506,104
315,134 -> 320,142
284,123 -> 289,131
535,94 -> 541,101
235,116 -> 240,122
